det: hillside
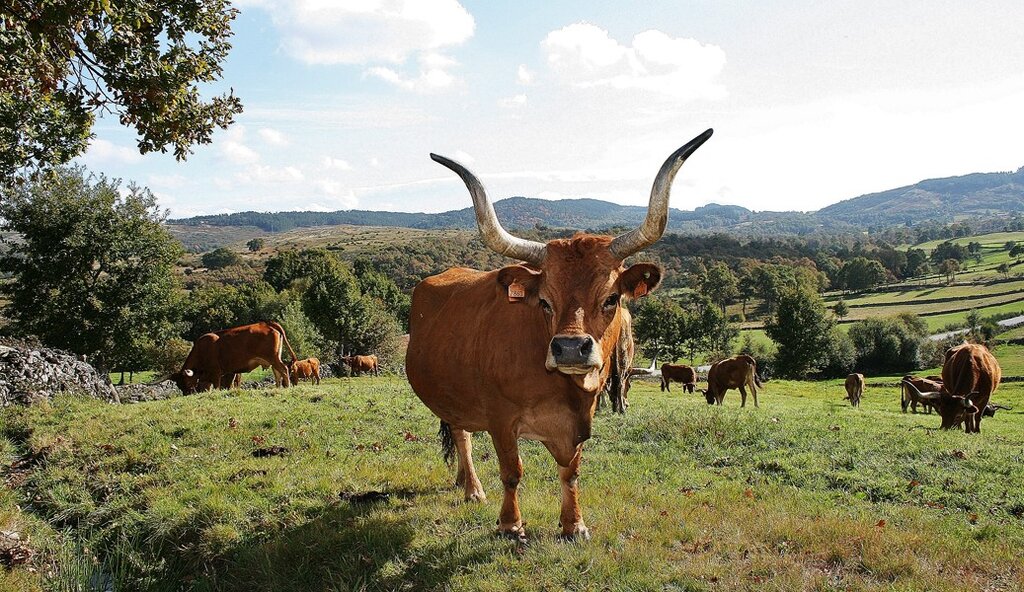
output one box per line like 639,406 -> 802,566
169,166 -> 1024,237
819,167 -> 1024,224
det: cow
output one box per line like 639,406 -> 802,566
169,320 -> 296,394
406,129 -> 713,541
290,357 -> 322,385
660,363 -> 697,393
600,308 -> 634,414
342,354 -> 380,377
900,375 -> 942,414
701,354 -> 761,407
844,373 -> 865,407
903,343 -> 1001,433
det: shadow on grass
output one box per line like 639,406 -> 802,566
192,488 -> 498,592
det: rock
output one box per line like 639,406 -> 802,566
0,337 -> 119,407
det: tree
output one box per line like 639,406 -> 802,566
848,314 -> 929,374
939,258 -> 960,284
966,309 -> 982,342
701,262 -> 739,314
0,1 -> 242,180
1004,241 -> 1016,251
201,247 -> 242,269
765,288 -> 839,378
839,257 -> 887,291
263,248 -> 339,291
997,263 -> 1011,280
632,296 -> 686,363
903,248 -> 929,278
1011,244 -> 1024,262
0,167 -> 182,371
931,241 -> 967,264
247,238 -> 266,252
832,299 -> 849,321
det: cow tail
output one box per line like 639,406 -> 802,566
438,421 -> 455,465
900,381 -> 909,413
266,320 -> 298,363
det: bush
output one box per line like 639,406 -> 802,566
847,314 -> 930,373
147,338 -> 193,376
201,247 -> 242,269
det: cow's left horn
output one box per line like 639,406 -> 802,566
431,153 -> 546,265
609,128 -> 714,260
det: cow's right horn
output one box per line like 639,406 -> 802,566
431,153 -> 547,265
610,128 -> 713,260
903,381 -> 941,401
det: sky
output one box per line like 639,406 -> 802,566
75,0 -> 1024,218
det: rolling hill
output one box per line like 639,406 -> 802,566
169,165 -> 1024,236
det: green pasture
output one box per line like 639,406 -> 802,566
911,230 -> 1024,253
3,375 -> 1024,591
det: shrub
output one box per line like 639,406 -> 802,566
847,314 -> 929,373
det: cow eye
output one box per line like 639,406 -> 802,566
539,298 -> 553,314
603,293 -> 620,309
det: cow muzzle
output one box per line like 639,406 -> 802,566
547,335 -> 601,371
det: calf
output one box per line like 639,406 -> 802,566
342,354 -> 379,377
290,357 -> 321,385
702,354 -> 761,407
660,363 -> 697,393
844,373 -> 865,407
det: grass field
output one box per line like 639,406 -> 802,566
3,376 -> 1024,591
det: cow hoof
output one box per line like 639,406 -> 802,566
558,524 -> 590,542
496,524 -> 527,543
464,491 -> 487,503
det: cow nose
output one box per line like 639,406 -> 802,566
550,336 -> 596,366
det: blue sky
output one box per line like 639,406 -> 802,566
76,0 -> 1024,218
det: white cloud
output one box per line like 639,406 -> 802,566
499,94 -> 528,108
516,64 -> 535,85
241,0 -> 474,64
237,165 -> 305,184
258,128 -> 288,145
322,157 -> 353,171
147,174 -> 188,189
366,52 -> 458,91
219,126 -> 260,164
80,139 -> 143,165
542,23 -> 727,100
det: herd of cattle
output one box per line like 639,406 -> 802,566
159,128 -> 1010,541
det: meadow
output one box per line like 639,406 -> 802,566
3,375 -> 1024,591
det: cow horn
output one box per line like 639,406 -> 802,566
609,128 -> 714,260
183,369 -> 194,377
430,153 -> 547,265
902,380 -> 940,401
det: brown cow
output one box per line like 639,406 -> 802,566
701,354 -> 761,407
290,357 -> 321,385
406,129 -> 712,541
170,320 -> 296,394
900,375 -> 942,414
660,363 -> 697,393
342,354 -> 379,376
844,373 -> 865,407
904,343 -> 1001,433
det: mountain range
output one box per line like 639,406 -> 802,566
170,166 -> 1024,235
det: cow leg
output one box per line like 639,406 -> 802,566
451,428 -> 486,502
491,431 -> 525,540
739,386 -> 747,408
314,371 -> 321,385
750,382 -> 759,407
553,445 -> 588,540
271,359 -> 291,388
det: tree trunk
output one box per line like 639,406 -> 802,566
118,371 -> 125,385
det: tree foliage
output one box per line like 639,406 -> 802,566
765,288 -> 843,378
847,314 -> 930,374
0,167 -> 182,370
0,0 -> 242,180
201,246 -> 242,269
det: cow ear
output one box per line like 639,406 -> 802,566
618,263 -> 662,299
497,265 -> 542,300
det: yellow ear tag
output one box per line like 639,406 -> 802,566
633,280 -> 648,298
508,281 -> 526,302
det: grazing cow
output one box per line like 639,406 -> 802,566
170,321 -> 296,394
342,354 -> 380,376
900,375 -> 942,414
902,343 -> 1001,432
844,373 -> 865,407
660,363 -> 697,393
701,354 -> 761,407
406,129 -> 713,541
290,357 -> 322,385
600,308 -> 634,414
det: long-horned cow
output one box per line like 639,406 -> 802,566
900,375 -> 941,414
660,363 -> 697,393
844,373 -> 865,407
406,129 -> 713,541
170,321 -> 296,394
701,354 -> 761,407
902,343 -> 1001,432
